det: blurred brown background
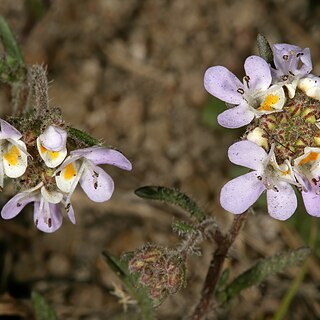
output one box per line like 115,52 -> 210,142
0,0 -> 320,319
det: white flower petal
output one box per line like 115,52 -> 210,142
267,183 -> 297,220
3,140 -> 28,178
37,137 -> 67,168
55,161 -> 80,193
41,187 -> 63,204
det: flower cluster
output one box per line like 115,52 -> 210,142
0,120 -> 132,232
205,43 -> 320,220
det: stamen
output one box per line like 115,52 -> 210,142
65,202 -> 71,212
244,76 -> 250,88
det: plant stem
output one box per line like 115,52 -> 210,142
189,212 -> 247,320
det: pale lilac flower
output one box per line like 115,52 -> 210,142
0,119 -> 28,188
1,182 -> 75,233
272,43 -> 312,98
220,140 -> 297,220
204,55 -> 285,128
37,125 -> 67,168
55,147 -> 132,205
294,147 -> 320,217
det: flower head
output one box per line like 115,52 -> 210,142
37,125 -> 67,168
1,182 -> 75,233
55,147 -> 132,206
204,55 -> 285,128
220,140 -> 297,220
0,119 -> 28,188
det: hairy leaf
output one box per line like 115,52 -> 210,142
217,247 -> 311,304
135,186 -> 206,222
67,126 -> 102,147
0,16 -> 24,65
257,33 -> 274,67
32,292 -> 57,320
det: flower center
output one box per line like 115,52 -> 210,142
4,145 -> 21,166
252,89 -> 320,163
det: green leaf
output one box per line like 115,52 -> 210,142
32,291 -> 58,320
257,33 -> 274,67
102,251 -> 155,320
172,219 -> 197,235
0,16 -> 24,65
216,247 -> 311,304
67,126 -> 102,147
135,186 -> 206,222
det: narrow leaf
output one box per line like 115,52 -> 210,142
217,247 -> 311,304
102,251 -> 155,320
257,33 -> 274,66
67,126 -> 102,147
0,16 -> 24,65
32,291 -> 57,320
135,186 -> 206,222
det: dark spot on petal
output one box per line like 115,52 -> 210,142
48,218 -> 52,228
283,54 -> 289,61
94,182 -> 98,189
65,203 -> 71,212
17,202 -> 22,207
237,88 -> 244,94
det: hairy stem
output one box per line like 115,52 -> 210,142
189,212 -> 247,320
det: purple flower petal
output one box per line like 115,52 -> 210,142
0,119 -> 22,140
76,147 -> 132,170
34,202 -> 63,233
300,48 -> 312,75
204,66 -> 244,104
217,103 -> 254,128
301,190 -> 320,217
267,183 -> 297,220
244,55 -> 272,91
228,140 -> 267,171
80,165 -> 114,202
273,44 -> 312,77
1,192 -> 37,219
220,171 -> 265,214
